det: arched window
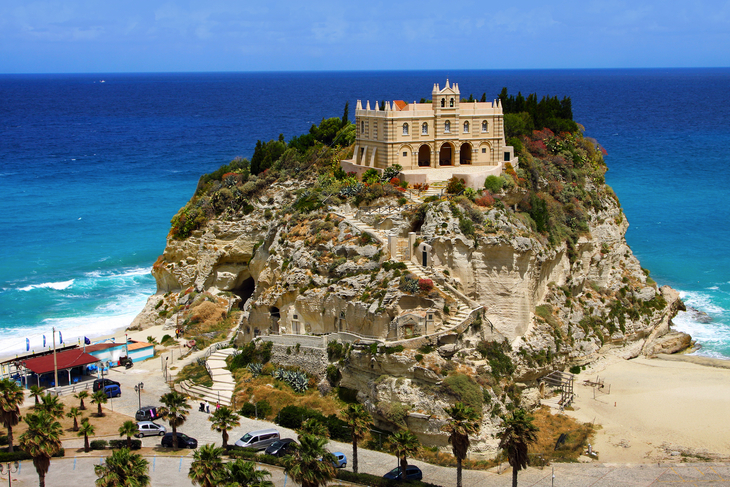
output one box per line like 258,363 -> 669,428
422,122 -> 428,135
403,123 -> 409,135
444,121 -> 451,133
450,98 -> 454,107
463,121 -> 469,133
481,120 -> 488,133
441,98 -> 445,107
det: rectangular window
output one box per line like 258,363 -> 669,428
374,123 -> 378,140
504,152 -> 511,161
482,148 -> 486,153
403,151 -> 407,157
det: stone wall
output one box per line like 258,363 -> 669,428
267,343 -> 329,379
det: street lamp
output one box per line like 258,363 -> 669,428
134,382 -> 144,410
0,461 -> 19,486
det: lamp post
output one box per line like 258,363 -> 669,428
0,461 -> 19,486
134,382 -> 144,410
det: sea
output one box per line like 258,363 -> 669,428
1,69 -> 729,359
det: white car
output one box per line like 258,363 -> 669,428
136,421 -> 166,437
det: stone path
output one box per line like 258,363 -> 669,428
179,348 -> 236,406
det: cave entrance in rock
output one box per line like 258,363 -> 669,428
232,277 -> 255,308
270,306 -> 280,334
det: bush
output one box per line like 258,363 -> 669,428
90,440 -> 108,450
484,175 -> 505,193
108,439 -> 142,450
446,176 -> 465,194
417,279 -> 434,293
239,400 -> 272,419
441,374 -> 483,412
0,449 -> 65,462
326,365 -> 341,385
569,365 -> 581,375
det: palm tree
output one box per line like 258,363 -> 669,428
188,443 -> 225,487
74,390 -> 89,410
0,378 -> 25,452
497,408 -> 539,487
94,447 -> 150,487
92,390 -> 108,417
158,391 -> 190,449
119,420 -> 138,449
388,430 -> 420,481
208,406 -> 240,449
224,459 -> 273,487
37,393 -> 64,419
443,402 -> 481,487
298,417 -> 329,438
29,385 -> 45,407
18,410 -> 63,487
343,403 -> 371,474
66,407 -> 82,432
283,433 -> 336,487
78,418 -> 96,453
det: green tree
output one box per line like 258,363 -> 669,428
283,433 -> 336,487
498,408 -> 539,487
74,390 -> 89,410
78,418 -> 95,453
91,390 -> 108,417
94,447 -> 150,487
362,168 -> 380,184
224,458 -> 273,487
388,430 -> 420,481
66,407 -> 82,432
0,378 -> 24,452
342,102 -> 349,127
18,410 -> 62,487
298,417 -> 329,438
29,385 -> 44,407
188,443 -> 225,487
208,406 -> 240,449
443,402 -> 481,487
37,393 -> 64,419
119,420 -> 138,449
158,391 -> 191,449
342,403 -> 371,474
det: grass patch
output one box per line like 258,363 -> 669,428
529,406 -> 595,462
175,360 -> 213,387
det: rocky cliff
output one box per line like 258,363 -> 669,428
130,128 -> 688,456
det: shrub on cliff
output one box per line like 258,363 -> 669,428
441,374 -> 483,413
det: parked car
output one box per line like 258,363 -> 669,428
332,452 -> 347,468
264,438 -> 297,457
234,428 -> 280,450
136,421 -> 166,437
161,432 -> 197,449
135,406 -> 160,421
383,465 -> 423,481
93,378 -> 120,392
103,384 -> 121,398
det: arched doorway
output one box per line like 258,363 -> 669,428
418,145 -> 431,167
460,143 -> 472,165
439,143 -> 453,166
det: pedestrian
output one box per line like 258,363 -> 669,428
216,402 -> 221,411
206,403 -> 210,414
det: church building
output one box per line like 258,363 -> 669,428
341,81 -> 516,182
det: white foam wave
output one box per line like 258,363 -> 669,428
83,266 -> 150,279
18,279 -> 75,292
0,291 -> 150,359
678,290 -> 727,315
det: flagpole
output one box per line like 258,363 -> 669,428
52,327 -> 59,389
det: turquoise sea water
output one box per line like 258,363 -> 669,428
1,69 -> 729,358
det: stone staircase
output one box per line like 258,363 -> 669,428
179,348 -> 236,407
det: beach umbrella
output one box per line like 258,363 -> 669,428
43,335 -> 46,347
59,331 -> 63,344
26,338 -> 29,352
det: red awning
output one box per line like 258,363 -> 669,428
22,349 -> 100,375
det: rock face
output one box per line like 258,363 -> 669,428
130,169 -> 688,455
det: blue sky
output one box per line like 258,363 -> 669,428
1,0 -> 728,73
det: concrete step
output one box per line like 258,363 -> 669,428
207,360 -> 228,370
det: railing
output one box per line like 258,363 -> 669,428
358,203 -> 419,215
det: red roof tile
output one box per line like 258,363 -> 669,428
22,349 -> 100,375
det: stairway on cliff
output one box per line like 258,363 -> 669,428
178,348 -> 236,407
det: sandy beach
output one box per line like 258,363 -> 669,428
565,353 -> 730,463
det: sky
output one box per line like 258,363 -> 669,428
1,0 -> 729,73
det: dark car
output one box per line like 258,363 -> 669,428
93,378 -> 120,392
383,465 -> 423,481
135,406 -> 160,421
264,438 -> 297,457
161,432 -> 197,449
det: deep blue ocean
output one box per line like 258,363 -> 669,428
1,69 -> 729,358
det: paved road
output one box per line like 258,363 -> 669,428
43,352 -> 730,486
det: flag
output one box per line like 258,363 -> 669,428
43,335 -> 46,347
59,331 -> 63,344
26,338 -> 29,352
84,336 -> 91,345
